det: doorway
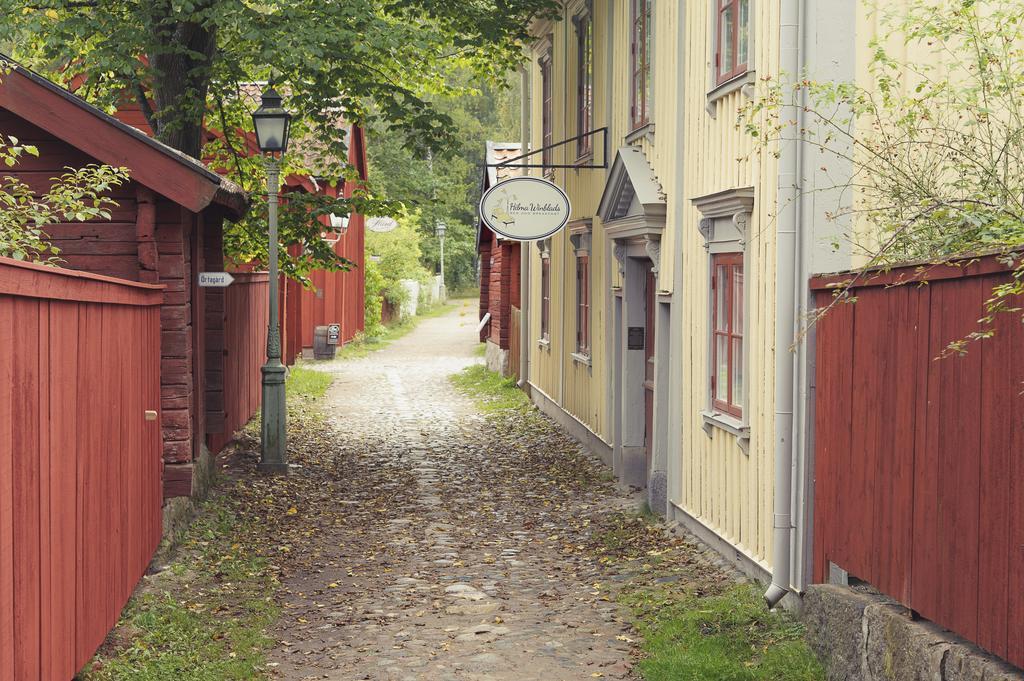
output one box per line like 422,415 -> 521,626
643,265 -> 655,476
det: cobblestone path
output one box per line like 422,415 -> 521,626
267,301 -> 640,680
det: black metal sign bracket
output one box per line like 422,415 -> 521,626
482,127 -> 609,171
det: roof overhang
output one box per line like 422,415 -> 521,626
597,146 -> 666,242
0,56 -> 248,221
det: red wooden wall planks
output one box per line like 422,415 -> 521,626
478,232 -> 520,350
296,191 -> 367,354
0,257 -> 162,680
812,255 -> 1024,669
208,272 -> 270,454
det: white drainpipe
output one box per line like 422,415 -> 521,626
518,63 -> 531,389
765,0 -> 805,608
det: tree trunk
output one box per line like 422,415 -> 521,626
149,17 -> 218,158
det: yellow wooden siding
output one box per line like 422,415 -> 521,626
527,1 -> 782,569
524,2 -> 643,443
673,0 -> 780,570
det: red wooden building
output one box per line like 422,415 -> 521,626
113,87 -> 369,366
0,60 -> 248,498
478,142 -> 522,377
811,254 -> 1024,670
283,127 -> 369,364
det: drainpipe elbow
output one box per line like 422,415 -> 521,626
764,582 -> 789,609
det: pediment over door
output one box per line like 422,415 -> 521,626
597,146 -> 666,242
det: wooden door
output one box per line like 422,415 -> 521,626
643,266 -> 656,477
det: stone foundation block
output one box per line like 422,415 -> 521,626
803,584 -> 1023,681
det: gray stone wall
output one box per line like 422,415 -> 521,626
485,340 -> 509,376
804,585 -> 1023,681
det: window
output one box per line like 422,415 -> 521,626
711,253 -> 743,417
630,0 -> 652,129
540,247 -> 551,342
575,253 -> 590,355
540,50 -> 554,171
715,0 -> 750,85
574,5 -> 594,158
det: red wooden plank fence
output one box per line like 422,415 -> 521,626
208,272 -> 269,454
812,255 -> 1024,669
0,257 -> 163,680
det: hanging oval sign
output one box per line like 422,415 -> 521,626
479,176 -> 572,241
366,216 -> 399,233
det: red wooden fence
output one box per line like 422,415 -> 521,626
0,257 -> 163,680
812,254 -> 1024,669
208,272 -> 270,454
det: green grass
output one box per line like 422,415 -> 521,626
450,364 -> 529,412
82,497 -> 279,680
419,300 -> 463,319
448,286 -> 480,299
622,583 -> 824,681
285,366 -> 333,399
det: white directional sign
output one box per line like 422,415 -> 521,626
198,272 -> 235,287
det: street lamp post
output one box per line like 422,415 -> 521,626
252,86 -> 292,474
436,220 -> 447,301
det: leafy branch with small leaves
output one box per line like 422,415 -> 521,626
742,0 -> 1024,350
0,132 -> 129,263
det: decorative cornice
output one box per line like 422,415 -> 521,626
644,235 -> 662,280
691,186 -> 755,219
568,218 -> 593,234
692,187 -> 755,246
733,211 -> 750,244
538,238 -> 551,259
570,230 -> 592,255
612,240 -> 626,277
698,217 -> 714,246
604,213 -> 665,243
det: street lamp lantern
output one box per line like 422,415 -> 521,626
251,87 -> 292,154
329,213 -> 350,234
253,84 -> 291,475
320,213 -> 348,245
436,220 -> 447,302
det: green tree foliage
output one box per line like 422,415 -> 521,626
362,259 -> 388,338
363,213 -> 433,336
368,212 -> 432,294
0,132 -> 129,263
368,69 -> 521,292
0,1 -> 557,277
744,0 -> 1024,348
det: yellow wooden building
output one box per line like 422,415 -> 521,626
519,0 -> 681,488
513,0 -> 863,606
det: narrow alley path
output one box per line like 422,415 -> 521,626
267,301 -> 641,680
